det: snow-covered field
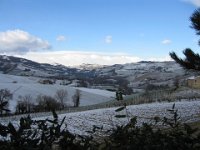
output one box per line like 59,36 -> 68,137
0,73 -> 115,112
55,100 -> 200,136
1,100 -> 200,136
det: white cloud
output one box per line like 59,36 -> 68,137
161,39 -> 172,45
105,35 -> 112,44
0,29 -> 50,54
183,0 -> 200,7
56,35 -> 66,41
18,51 -> 171,66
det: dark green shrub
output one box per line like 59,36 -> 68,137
102,104 -> 200,150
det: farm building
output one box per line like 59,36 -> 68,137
187,76 -> 200,88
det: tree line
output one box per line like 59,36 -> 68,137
0,88 -> 81,116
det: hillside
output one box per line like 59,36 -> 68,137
0,73 -> 115,112
0,55 -> 194,93
0,55 -> 197,113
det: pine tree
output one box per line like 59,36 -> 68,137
169,9 -> 200,71
72,89 -> 80,107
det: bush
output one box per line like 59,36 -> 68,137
102,104 -> 200,150
0,111 -> 88,150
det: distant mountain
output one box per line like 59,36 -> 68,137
0,55 -> 76,77
0,55 -> 194,92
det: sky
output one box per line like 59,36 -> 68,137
0,0 -> 200,66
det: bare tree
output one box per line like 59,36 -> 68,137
35,94 -> 45,112
55,89 -> 68,109
36,94 -> 61,112
16,95 -> 34,114
0,89 -> 12,115
72,89 -> 81,107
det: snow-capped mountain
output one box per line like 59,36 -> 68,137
0,55 -> 73,77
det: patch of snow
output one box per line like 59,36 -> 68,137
77,87 -> 115,97
188,76 -> 195,80
2,55 -> 10,60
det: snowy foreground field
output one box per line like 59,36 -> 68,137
1,100 -> 200,136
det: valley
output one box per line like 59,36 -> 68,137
1,55 -> 200,141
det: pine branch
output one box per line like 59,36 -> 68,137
169,49 -> 200,71
190,9 -> 200,35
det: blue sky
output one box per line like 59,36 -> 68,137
0,0 -> 199,65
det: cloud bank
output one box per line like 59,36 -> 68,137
0,29 -> 171,66
0,29 -> 50,53
19,51 -> 171,66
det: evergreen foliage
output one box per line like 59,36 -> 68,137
72,89 -> 81,107
116,90 -> 123,101
100,104 -> 200,150
170,48 -> 200,70
0,89 -> 12,116
170,9 -> 200,70
191,9 -> 200,37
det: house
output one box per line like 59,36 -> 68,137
38,79 -> 54,84
187,76 -> 200,88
